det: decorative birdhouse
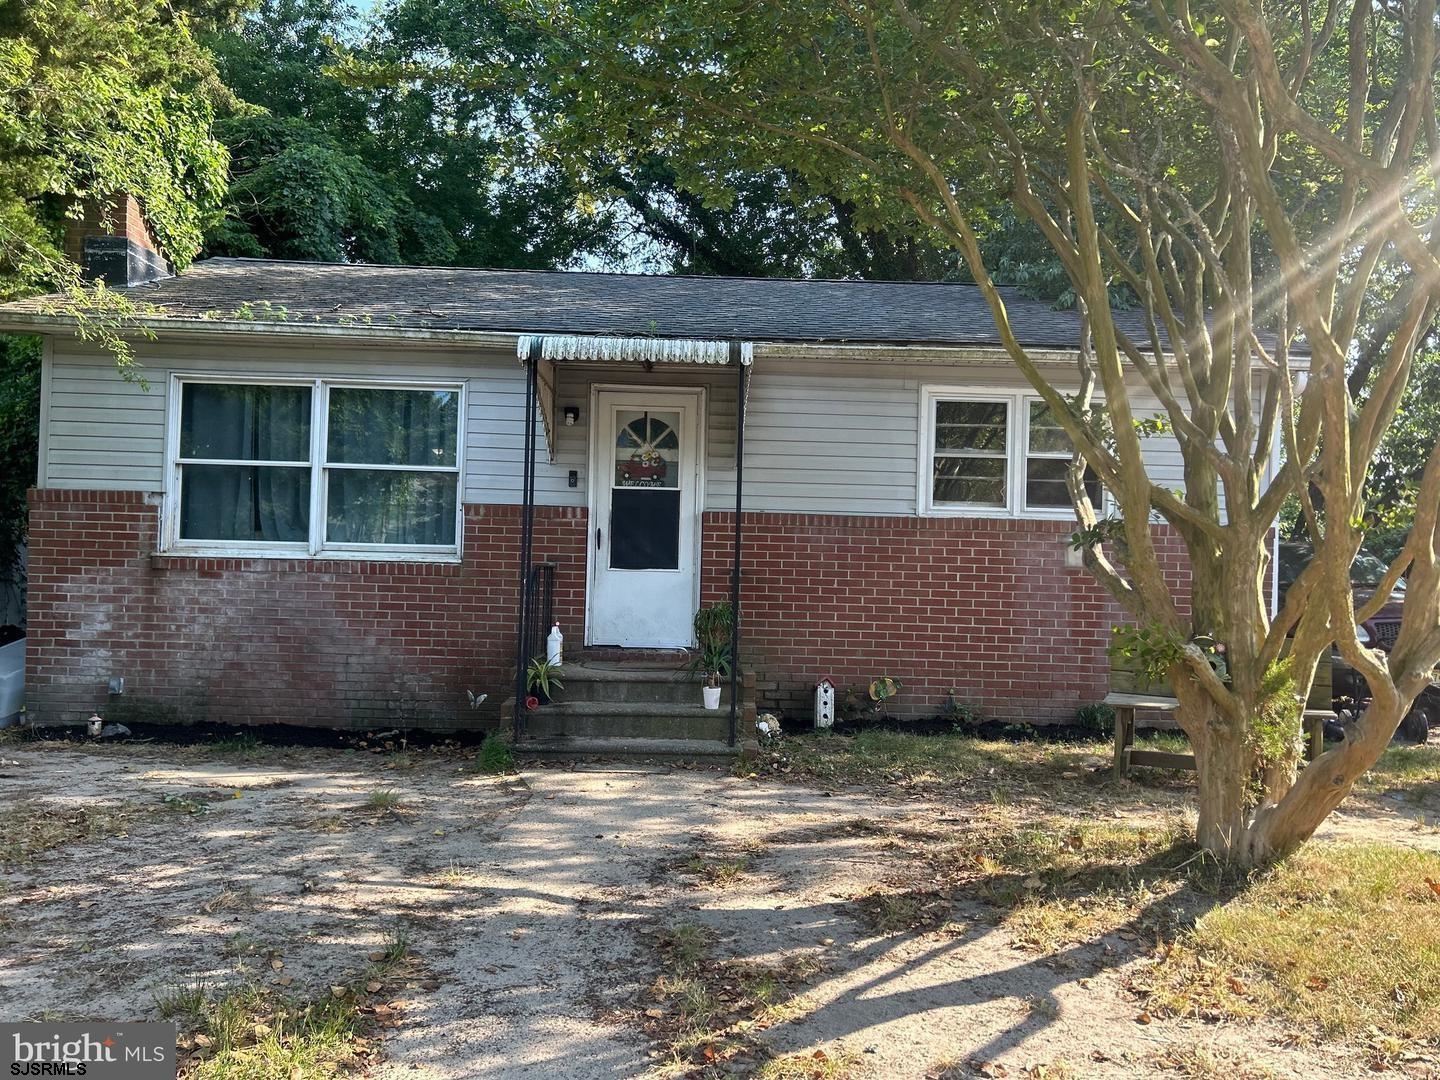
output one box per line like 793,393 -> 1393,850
815,679 -> 836,729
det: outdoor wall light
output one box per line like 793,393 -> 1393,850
563,405 -> 580,426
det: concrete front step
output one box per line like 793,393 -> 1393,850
510,700 -> 737,741
540,662 -> 729,706
513,735 -> 745,762
574,646 -> 691,664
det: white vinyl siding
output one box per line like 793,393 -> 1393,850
40,339 -> 1192,518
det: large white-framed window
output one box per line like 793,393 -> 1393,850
164,374 -> 465,559
920,386 -> 1105,518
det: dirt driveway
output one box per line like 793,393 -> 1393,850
0,741 -> 1419,1078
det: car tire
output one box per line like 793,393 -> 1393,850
1399,705 -> 1432,745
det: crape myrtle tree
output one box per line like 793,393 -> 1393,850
488,0 -> 1440,865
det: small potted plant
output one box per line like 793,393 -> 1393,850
687,603 -> 733,710
698,641 -> 731,709
526,656 -> 564,706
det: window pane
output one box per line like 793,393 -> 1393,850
327,388 -> 459,467
610,488 -> 681,570
614,409 -> 681,489
935,400 -> 1007,452
1026,458 -> 1102,508
933,455 -> 1007,506
1028,401 -> 1074,455
179,464 -> 309,542
180,384 -> 311,462
327,469 -> 457,545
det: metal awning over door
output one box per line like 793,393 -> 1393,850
516,334 -> 754,462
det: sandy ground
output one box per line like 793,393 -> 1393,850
0,742 -> 1429,1078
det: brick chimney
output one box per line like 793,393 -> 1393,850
62,194 -> 171,286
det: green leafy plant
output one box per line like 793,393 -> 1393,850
687,603 -> 734,688
1249,658 -> 1302,769
1069,517 -> 1128,553
942,691 -> 983,728
868,676 -> 901,719
474,734 -> 514,775
1076,702 -> 1116,733
1108,624 -> 1186,686
525,657 -> 564,700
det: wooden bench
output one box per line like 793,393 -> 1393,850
1108,650 -> 1334,781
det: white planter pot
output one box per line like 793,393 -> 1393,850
702,685 -> 722,710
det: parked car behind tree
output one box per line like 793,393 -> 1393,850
1278,543 -> 1439,743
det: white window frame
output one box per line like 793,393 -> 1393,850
919,386 -> 1108,519
162,373 -> 466,561
1020,395 -> 1105,518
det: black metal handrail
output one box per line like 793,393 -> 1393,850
525,563 -> 557,667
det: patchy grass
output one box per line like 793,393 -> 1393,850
198,885 -> 256,916
1144,842 -> 1440,1042
160,790 -> 231,815
681,854 -> 751,889
1134,730 -> 1194,755
0,799 -> 150,867
364,790 -> 403,811
853,814 -> 1209,950
945,816 -> 1208,950
205,732 -> 264,757
1361,744 -> 1440,804
1147,1044 -> 1279,1079
376,926 -> 410,967
850,888 -> 962,935
753,1047 -> 860,1079
166,982 -> 377,1079
159,927 -> 414,1079
641,923 -> 825,1075
472,734 -> 515,775
751,730 -> 1115,792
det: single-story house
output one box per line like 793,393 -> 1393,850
0,198 -> 1223,750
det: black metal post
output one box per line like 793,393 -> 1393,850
728,344 -> 746,748
513,341 -> 541,740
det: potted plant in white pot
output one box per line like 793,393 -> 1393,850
687,603 -> 733,710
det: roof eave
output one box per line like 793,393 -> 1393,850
0,310 -> 1310,368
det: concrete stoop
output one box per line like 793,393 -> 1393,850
503,661 -> 757,760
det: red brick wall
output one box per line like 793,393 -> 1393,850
24,490 -> 587,729
25,490 -> 1189,730
701,511 -> 1191,723
62,195 -> 163,264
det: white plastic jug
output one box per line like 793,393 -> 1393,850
547,623 -> 563,667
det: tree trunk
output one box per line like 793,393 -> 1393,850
1243,697 -> 1408,863
1186,711 -> 1254,860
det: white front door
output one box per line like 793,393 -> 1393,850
588,388 -> 703,647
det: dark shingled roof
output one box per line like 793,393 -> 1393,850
0,257 -> 1157,349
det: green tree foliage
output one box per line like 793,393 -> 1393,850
203,0 -> 615,268
0,334 -> 39,586
0,0 -> 229,297
0,0 -> 230,580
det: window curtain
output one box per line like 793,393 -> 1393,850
327,388 -> 457,467
179,385 -> 311,542
326,470 -> 456,545
325,388 -> 459,545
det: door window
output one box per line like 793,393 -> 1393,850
610,409 -> 682,570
